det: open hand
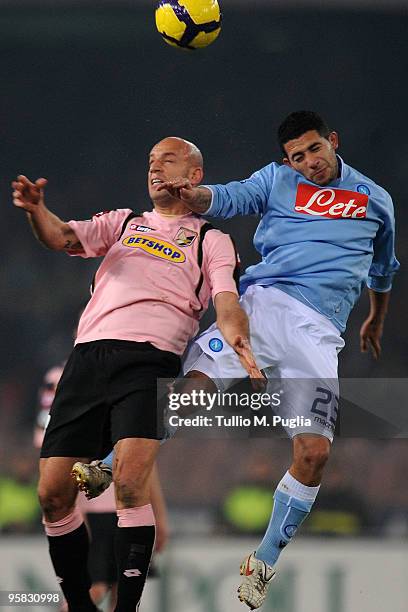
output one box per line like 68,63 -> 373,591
360,316 -> 383,359
12,175 -> 48,213
233,336 -> 266,390
156,176 -> 195,201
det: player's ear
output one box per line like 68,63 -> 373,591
282,157 -> 292,168
328,131 -> 339,150
190,166 -> 204,186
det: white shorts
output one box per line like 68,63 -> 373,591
183,286 -> 345,441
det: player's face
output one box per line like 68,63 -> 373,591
283,130 -> 339,186
148,138 -> 199,202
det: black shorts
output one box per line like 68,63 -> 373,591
87,512 -> 117,584
41,340 -> 180,459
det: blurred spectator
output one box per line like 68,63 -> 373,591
0,455 -> 41,533
217,455 -> 275,535
33,364 -> 65,449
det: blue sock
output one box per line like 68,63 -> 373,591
255,471 -> 320,567
101,450 -> 114,470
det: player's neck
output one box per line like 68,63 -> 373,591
154,202 -> 192,217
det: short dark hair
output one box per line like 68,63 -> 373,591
278,111 -> 331,155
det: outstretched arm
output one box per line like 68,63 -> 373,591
360,289 -> 390,359
157,164 -> 275,218
214,291 -> 265,384
12,175 -> 82,251
157,178 -> 212,214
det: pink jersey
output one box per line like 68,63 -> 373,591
68,209 -> 238,355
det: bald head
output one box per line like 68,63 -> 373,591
148,136 -> 204,206
153,136 -> 203,168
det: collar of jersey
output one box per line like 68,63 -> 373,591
327,155 -> 346,188
151,209 -> 194,220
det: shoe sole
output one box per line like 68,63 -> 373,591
71,465 -> 93,498
238,562 -> 262,610
237,588 -> 257,610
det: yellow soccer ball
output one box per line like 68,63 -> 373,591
155,0 -> 222,50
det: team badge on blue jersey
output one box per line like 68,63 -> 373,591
356,184 -> 371,196
284,524 -> 298,538
209,338 -> 223,352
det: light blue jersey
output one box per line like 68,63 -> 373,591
205,157 -> 399,331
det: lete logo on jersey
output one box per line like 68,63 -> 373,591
295,184 -> 368,219
122,234 -> 186,262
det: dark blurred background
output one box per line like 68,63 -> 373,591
0,1 -> 407,537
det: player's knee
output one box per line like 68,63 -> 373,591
114,464 -> 149,507
114,441 -> 156,507
295,436 -> 330,472
186,370 -> 213,381
304,447 -> 330,472
38,482 -> 70,516
114,475 -> 145,507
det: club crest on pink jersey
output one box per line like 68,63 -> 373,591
295,184 -> 368,219
174,227 -> 198,247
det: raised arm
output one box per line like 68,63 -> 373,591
12,175 -> 83,251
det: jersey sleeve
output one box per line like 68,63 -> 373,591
367,194 -> 400,292
203,230 -> 239,299
67,208 -> 134,258
204,163 -> 277,219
